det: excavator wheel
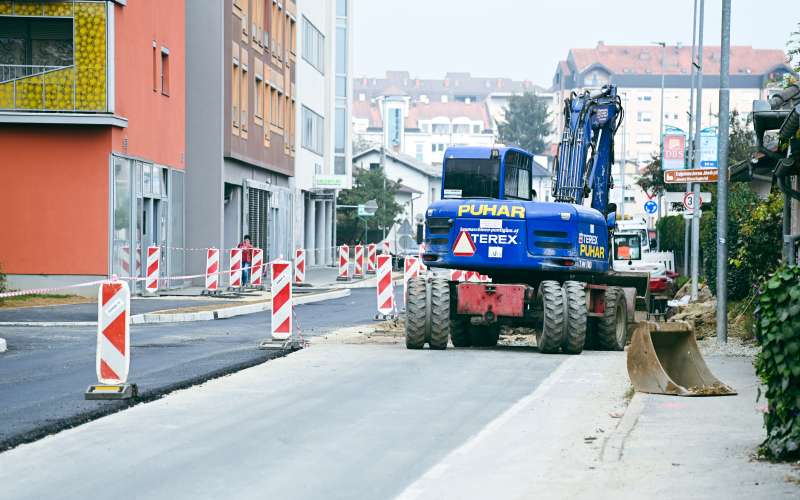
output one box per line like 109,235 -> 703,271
428,277 -> 451,350
562,281 -> 587,354
592,286 -> 628,350
405,277 -> 427,349
469,324 -> 500,347
534,280 -> 565,354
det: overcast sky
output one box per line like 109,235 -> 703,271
353,0 -> 798,87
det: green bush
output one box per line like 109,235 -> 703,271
656,215 -> 686,271
755,265 -> 800,461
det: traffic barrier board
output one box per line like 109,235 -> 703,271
270,260 -> 292,341
145,246 -> 160,293
205,248 -> 220,292
251,248 -> 264,286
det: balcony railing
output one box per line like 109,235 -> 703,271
0,63 -> 107,113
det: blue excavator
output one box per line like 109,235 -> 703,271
407,84 -> 735,396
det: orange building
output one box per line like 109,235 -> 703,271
0,0 -> 185,292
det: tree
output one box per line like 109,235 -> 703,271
336,167 -> 403,245
787,21 -> 800,74
498,92 -> 552,154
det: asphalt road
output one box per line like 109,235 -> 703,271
0,288 -> 389,450
0,298 -> 237,323
0,340 -> 566,500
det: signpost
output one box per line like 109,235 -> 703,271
662,134 -> 686,170
664,168 -> 719,184
700,126 -> 718,168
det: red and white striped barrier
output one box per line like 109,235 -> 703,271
403,256 -> 420,306
251,248 -> 264,286
96,280 -> 131,385
120,245 -> 142,277
205,248 -> 220,292
376,254 -> 395,318
450,269 -> 491,283
145,246 -> 160,293
418,243 -> 427,274
354,244 -> 364,278
229,248 -> 243,288
294,248 -> 306,285
270,260 -> 292,341
381,241 -> 390,255
337,244 -> 350,281
367,243 -> 377,275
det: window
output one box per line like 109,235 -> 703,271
152,43 -> 158,91
289,18 -> 296,56
432,124 -> 450,135
335,26 -> 347,97
264,83 -> 272,146
255,73 -> 264,124
637,111 -> 652,122
369,162 -> 380,171
302,106 -> 324,154
473,124 -> 481,134
270,87 -> 278,125
431,144 -> 437,153
335,107 -> 346,155
232,48 -> 240,131
614,234 -> 642,261
420,123 -> 430,134
443,159 -> 500,199
252,0 -> 263,45
503,151 -> 532,200
337,0 -> 348,17
240,0 -> 249,40
453,124 -> 470,134
416,143 -> 424,161
302,17 -> 324,73
276,91 -> 284,129
241,63 -> 248,134
438,144 -> 445,152
160,48 -> 170,96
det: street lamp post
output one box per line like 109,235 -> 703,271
654,41 -> 667,252
716,0 -> 731,343
690,0 -> 706,301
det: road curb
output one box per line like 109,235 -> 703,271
600,391 -> 648,463
0,289 -> 351,327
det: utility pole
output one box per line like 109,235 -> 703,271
656,42 -> 667,252
716,0 -> 731,343
690,0 -> 705,301
685,0 -> 699,277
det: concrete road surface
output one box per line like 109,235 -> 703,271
0,288 -> 391,449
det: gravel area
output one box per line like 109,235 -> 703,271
698,336 -> 759,357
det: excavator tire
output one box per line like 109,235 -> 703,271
470,324 -> 500,347
428,277 -> 451,350
593,286 -> 628,351
450,316 -> 471,347
405,277 -> 427,349
562,281 -> 587,354
534,280 -> 565,354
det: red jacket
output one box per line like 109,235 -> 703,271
238,242 -> 253,263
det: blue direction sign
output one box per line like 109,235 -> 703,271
644,200 -> 659,215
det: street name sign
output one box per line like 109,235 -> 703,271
664,168 -> 719,184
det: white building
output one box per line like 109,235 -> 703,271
553,42 -> 794,219
293,0 -> 353,265
352,147 -> 441,225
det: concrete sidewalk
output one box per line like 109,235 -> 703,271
400,347 -> 799,499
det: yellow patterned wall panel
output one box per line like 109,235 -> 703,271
0,1 -> 12,15
15,75 -> 43,109
74,1 -> 107,111
43,0 -> 73,17
0,83 -> 13,109
44,68 -> 75,110
13,0 -> 42,16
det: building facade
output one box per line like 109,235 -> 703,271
293,0 -> 353,266
553,42 -> 794,218
186,0 -> 297,274
0,0 -> 185,292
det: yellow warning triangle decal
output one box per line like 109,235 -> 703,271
452,230 -> 476,256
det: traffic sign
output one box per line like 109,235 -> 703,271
683,192 -> 697,211
664,168 -> 719,184
644,200 -> 658,215
662,134 -> 686,170
452,230 -> 476,257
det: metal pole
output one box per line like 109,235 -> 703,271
381,146 -> 387,242
685,0 -> 699,276
620,92 -> 627,219
716,0 -> 731,343
691,0 -> 705,301
657,42 -> 666,252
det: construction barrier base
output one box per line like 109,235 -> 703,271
336,277 -> 350,282
257,339 -> 305,351
374,312 -> 397,321
293,283 -> 313,288
85,383 -> 138,400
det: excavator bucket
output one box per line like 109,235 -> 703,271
626,321 -> 736,397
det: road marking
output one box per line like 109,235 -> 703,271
397,356 -> 580,500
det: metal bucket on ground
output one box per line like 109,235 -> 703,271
626,321 -> 736,396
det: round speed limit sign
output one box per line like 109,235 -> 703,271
683,192 -> 697,211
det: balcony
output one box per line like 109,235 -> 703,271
0,0 -> 125,126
